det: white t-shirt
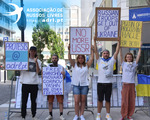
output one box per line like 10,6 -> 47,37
97,56 -> 116,83
72,63 -> 89,86
20,58 -> 41,84
122,61 -> 138,83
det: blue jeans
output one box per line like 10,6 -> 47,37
73,85 -> 88,95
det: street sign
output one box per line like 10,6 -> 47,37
129,7 -> 150,21
3,37 -> 8,45
3,37 -> 8,42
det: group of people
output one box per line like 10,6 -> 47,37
20,37 -> 141,120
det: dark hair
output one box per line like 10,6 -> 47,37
124,53 -> 134,62
29,46 -> 37,57
30,46 -> 37,51
76,55 -> 86,67
52,54 -> 59,60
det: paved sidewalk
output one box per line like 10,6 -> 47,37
0,107 -> 150,120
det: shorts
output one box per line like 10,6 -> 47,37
97,83 -> 112,102
47,95 -> 64,103
73,85 -> 89,95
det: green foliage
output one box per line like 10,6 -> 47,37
47,30 -> 64,63
32,11 -> 64,62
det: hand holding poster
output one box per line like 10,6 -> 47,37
42,66 -> 64,95
70,27 -> 91,55
5,42 -> 29,70
95,7 -> 121,41
120,21 -> 142,48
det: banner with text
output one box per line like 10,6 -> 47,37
121,21 -> 142,48
5,42 -> 29,70
42,66 -> 64,95
95,7 -> 121,41
70,27 -> 91,55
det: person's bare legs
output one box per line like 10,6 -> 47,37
74,95 -> 80,116
80,95 -> 86,116
59,103 -> 63,113
97,101 -> 103,113
48,103 -> 53,112
105,101 -> 110,113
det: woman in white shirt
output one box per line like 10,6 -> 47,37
120,47 -> 141,120
68,44 -> 94,120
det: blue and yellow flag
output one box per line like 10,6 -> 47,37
136,74 -> 150,97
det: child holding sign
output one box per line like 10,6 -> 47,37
120,47 -> 141,120
68,44 -> 94,120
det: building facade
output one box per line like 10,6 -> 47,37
0,0 -> 15,61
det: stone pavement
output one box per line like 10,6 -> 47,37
0,107 -> 150,120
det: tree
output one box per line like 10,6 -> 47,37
32,11 -> 50,61
32,11 -> 64,62
47,29 -> 64,63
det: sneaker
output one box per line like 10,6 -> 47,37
127,116 -> 133,120
60,115 -> 65,120
96,115 -> 101,120
106,114 -> 112,120
22,118 -> 25,120
120,118 -> 125,120
45,115 -> 53,120
73,115 -> 79,120
32,117 -> 39,120
80,115 -> 85,120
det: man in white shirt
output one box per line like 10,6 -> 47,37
45,54 -> 66,120
94,37 -> 120,120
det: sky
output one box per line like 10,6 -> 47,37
11,0 -> 81,45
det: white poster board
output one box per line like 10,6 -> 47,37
95,7 -> 121,41
4,42 -> 29,70
70,27 -> 91,55
42,66 -> 64,95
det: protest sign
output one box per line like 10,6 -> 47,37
70,27 -> 91,55
95,7 -> 121,41
121,21 -> 142,48
4,42 -> 29,70
42,66 -> 64,95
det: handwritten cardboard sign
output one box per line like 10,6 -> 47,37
121,21 -> 142,48
4,42 -> 29,70
95,7 -> 121,41
70,27 -> 91,55
42,66 -> 64,95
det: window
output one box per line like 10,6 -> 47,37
0,28 -> 2,33
6,30 -> 10,36
0,41 -> 3,47
5,5 -> 9,12
0,14 -> 2,20
130,44 -> 150,75
93,2 -> 95,7
5,18 -> 10,28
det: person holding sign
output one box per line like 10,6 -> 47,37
68,44 -> 94,120
94,37 -> 120,120
20,46 -> 41,120
45,54 -> 66,120
120,47 -> 141,120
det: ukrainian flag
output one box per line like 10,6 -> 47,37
136,74 -> 150,96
